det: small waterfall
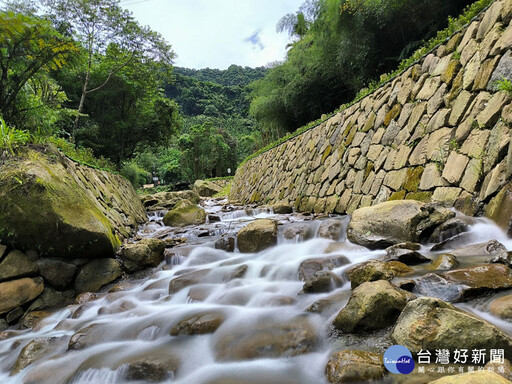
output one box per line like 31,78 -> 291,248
1,202 -> 511,384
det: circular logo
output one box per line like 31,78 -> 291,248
383,345 -> 415,374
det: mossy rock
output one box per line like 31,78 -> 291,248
0,146 -> 135,259
163,199 -> 206,227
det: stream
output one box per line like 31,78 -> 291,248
1,199 -> 512,383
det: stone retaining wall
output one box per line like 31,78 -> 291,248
230,0 -> 512,219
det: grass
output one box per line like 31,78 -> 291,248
238,0 -> 495,168
205,176 -> 234,182
0,115 -> 115,172
213,181 -> 232,198
497,78 -> 512,93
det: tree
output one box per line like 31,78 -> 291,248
0,11 -> 75,125
41,0 -> 174,134
72,45 -> 181,164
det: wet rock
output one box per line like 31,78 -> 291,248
485,359 -> 512,381
347,201 -> 454,249
325,350 -> 385,384
237,219 -> 278,253
74,258 -> 122,293
35,258 -> 76,290
68,324 -> 100,350
169,269 -> 210,294
163,199 -> 206,228
333,280 -> 415,333
429,217 -> 472,243
429,254 -> 459,270
11,337 -> 64,374
347,260 -> 413,289
170,312 -> 225,336
487,251 -> 512,267
193,179 -> 221,197
298,255 -> 350,281
0,319 -> 7,332
302,271 -> 343,294
317,218 -> 345,241
208,214 -> 221,222
125,360 -> 171,382
0,277 -> 44,314
449,239 -> 507,258
306,291 -> 349,317
19,311 -> 52,329
224,264 -> 248,281
0,250 -> 38,282
214,236 -> 235,252
120,240 -> 164,272
430,232 -> 474,252
282,222 -> 314,241
392,297 -> 512,355
429,370 -> 512,384
415,264 -> 512,302
75,292 -> 97,304
28,287 -> 74,311
214,316 -> 317,361
6,307 -> 24,324
490,295 -> 512,319
0,244 -> 6,259
396,279 -> 416,292
382,243 -> 429,265
273,202 -> 293,214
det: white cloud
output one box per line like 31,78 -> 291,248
123,0 -> 303,69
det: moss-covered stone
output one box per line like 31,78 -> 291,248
162,199 -> 206,227
389,190 -> 406,201
405,191 -> 433,203
0,146 -> 145,259
403,166 -> 424,192
384,104 -> 402,126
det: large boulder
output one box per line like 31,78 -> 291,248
485,182 -> 512,236
237,219 -> 278,253
333,280 -> 415,333
193,179 -> 222,197
0,277 -> 44,314
163,200 -> 206,227
347,201 -> 454,249
0,145 -> 146,259
325,350 -> 385,384
391,297 -> 512,355
11,337 -> 65,374
415,264 -> 512,302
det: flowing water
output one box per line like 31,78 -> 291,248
1,200 -> 512,384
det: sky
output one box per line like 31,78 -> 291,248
121,0 -> 305,70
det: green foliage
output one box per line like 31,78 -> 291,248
173,65 -> 267,87
120,161 -> 151,188
497,78 -> 512,94
249,0 -> 477,143
0,11 -> 76,129
243,0 -> 494,165
0,116 -> 31,154
46,136 -> 115,171
213,181 -> 232,198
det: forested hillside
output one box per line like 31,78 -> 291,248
249,0 -> 478,143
